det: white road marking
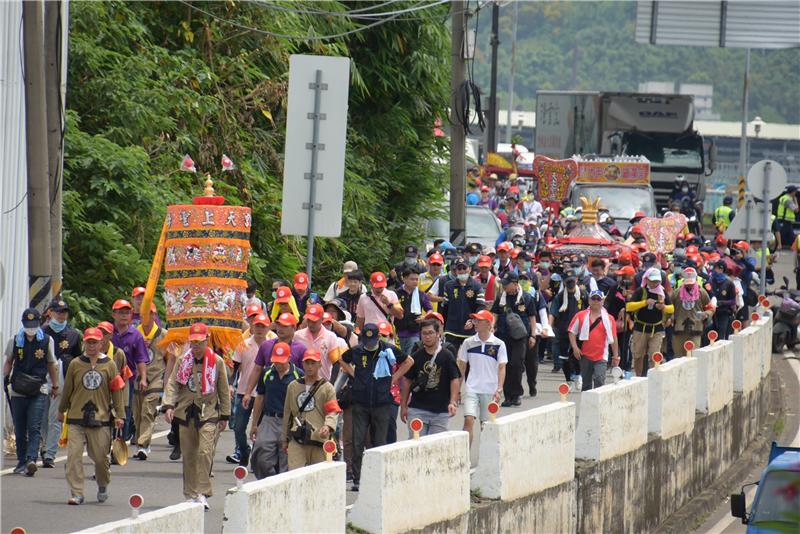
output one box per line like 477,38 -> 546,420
0,429 -> 170,476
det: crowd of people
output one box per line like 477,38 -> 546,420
4,172 -> 794,510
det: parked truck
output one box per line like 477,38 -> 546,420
535,91 -> 717,208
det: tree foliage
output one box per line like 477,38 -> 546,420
63,1 -> 450,326
472,1 -> 800,124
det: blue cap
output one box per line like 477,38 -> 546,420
589,290 -> 605,299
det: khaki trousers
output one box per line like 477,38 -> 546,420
287,440 -> 326,470
66,425 -> 111,497
179,423 -> 216,499
132,391 -> 160,448
631,330 -> 665,376
672,331 -> 701,358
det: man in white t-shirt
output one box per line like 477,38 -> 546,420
456,310 -> 507,445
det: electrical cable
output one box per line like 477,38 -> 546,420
252,0 -> 448,20
449,0 -> 484,136
177,0 -> 446,41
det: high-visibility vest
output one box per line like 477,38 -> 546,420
714,205 -> 733,230
777,194 -> 796,222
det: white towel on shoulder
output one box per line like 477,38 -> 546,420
410,287 -> 421,315
578,308 -> 615,345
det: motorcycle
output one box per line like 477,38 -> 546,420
770,276 -> 800,353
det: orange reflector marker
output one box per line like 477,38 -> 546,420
410,418 -> 423,440
129,494 -> 143,519
323,440 -> 337,462
684,340 -> 694,357
487,401 -> 499,422
652,352 -> 663,367
558,383 -> 569,402
732,320 -> 742,334
708,330 -> 718,344
234,465 -> 248,489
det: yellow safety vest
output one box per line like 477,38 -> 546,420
714,205 -> 733,230
777,194 -> 796,222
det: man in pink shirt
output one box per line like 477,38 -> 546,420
356,272 -> 403,330
294,304 -> 343,380
226,313 -> 270,467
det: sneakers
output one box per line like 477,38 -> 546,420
13,463 -> 26,474
25,460 -> 37,477
68,495 -> 84,505
135,447 -> 150,460
225,453 -> 240,464
97,486 -> 109,502
351,482 -> 360,492
574,376 -> 583,392
42,458 -> 55,468
169,446 -> 181,461
196,494 -> 209,510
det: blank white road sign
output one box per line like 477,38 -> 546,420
281,55 -> 350,237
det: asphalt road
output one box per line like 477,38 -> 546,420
3,254 -> 797,534
0,361 -> 579,533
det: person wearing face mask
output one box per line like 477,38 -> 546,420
3,308 -> 60,476
670,175 -> 695,204
669,267 -> 711,357
464,243 -> 482,273
474,255 -> 498,304
419,252 -> 447,312
441,257 -> 486,353
495,242 -> 514,276
39,298 -> 83,468
549,271 -> 588,386
626,268 -> 675,376
390,245 -> 426,288
708,261 -> 737,341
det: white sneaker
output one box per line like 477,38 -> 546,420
575,376 -> 583,392
196,494 -> 209,511
135,447 -> 150,460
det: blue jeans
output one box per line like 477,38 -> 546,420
386,403 -> 399,444
123,384 -> 135,442
10,393 -> 47,465
398,335 -> 420,356
233,394 -> 253,462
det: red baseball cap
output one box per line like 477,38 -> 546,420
423,311 -> 444,325
303,348 -> 322,362
428,253 -> 444,266
497,242 -> 512,253
275,286 -> 292,304
510,248 -> 520,259
304,303 -> 324,322
97,321 -> 114,335
715,234 -> 727,245
470,310 -> 494,323
271,342 -> 291,364
131,287 -> 146,298
83,327 -> 103,341
293,272 -> 309,292
477,255 -> 492,268
276,312 -> 298,327
370,272 -> 387,289
617,265 -> 636,277
630,211 -> 645,221
480,185 -> 490,192
322,312 -> 334,324
630,225 -> 643,235
112,299 -> 132,311
246,304 -> 263,318
377,321 -> 392,336
188,322 -> 208,341
252,314 -> 271,327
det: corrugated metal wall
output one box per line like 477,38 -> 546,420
0,0 -> 30,352
0,0 -> 30,467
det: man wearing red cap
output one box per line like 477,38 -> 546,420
226,313 -> 272,467
292,272 -> 312,314
474,255 -> 498,304
130,286 -> 162,328
242,312 -> 307,409
249,342 -> 303,478
59,327 -> 125,505
294,304 -> 342,381
419,253 -> 446,313
110,299 -> 149,442
356,272 -> 402,331
282,348 -> 341,470
162,322 -> 231,510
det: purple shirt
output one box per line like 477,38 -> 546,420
254,338 -> 307,368
112,326 -> 149,381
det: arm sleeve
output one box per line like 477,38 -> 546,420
662,293 -> 674,315
322,385 -> 340,431
58,365 -> 74,413
108,361 -> 125,417
626,289 -> 647,312
162,356 -> 180,409
217,358 -> 231,420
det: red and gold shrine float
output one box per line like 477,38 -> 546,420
549,196 -> 632,261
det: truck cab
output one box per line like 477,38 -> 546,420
731,442 -> 800,532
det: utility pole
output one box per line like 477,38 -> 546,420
738,48 -> 750,180
45,0 -> 63,298
486,1 -> 499,153
23,0 -> 53,311
504,0 -> 517,144
449,0 -> 466,247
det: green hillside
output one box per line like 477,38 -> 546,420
471,1 -> 800,124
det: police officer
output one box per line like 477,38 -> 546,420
3,308 -> 60,476
776,185 -> 799,249
713,196 -> 735,233
163,323 -> 231,510
58,327 -> 125,505
133,317 -> 171,460
249,342 -> 303,478
441,257 -> 485,353
41,298 -> 82,468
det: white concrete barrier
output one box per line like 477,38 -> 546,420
730,326 -> 762,393
575,378 -> 648,461
693,340 -> 734,414
647,357 -> 697,438
755,314 -> 772,378
223,462 -> 346,534
348,431 -> 470,534
472,402 -> 575,500
75,502 -> 203,534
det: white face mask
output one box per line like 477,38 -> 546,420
24,327 -> 38,336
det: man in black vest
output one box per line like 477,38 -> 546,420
3,308 -> 59,475
41,299 -> 83,467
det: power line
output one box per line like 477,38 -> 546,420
177,0 -> 447,41
251,0 -> 449,20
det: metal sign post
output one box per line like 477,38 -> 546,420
304,69 -> 325,285
759,162 -> 770,295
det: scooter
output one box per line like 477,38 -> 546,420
770,276 -> 800,353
